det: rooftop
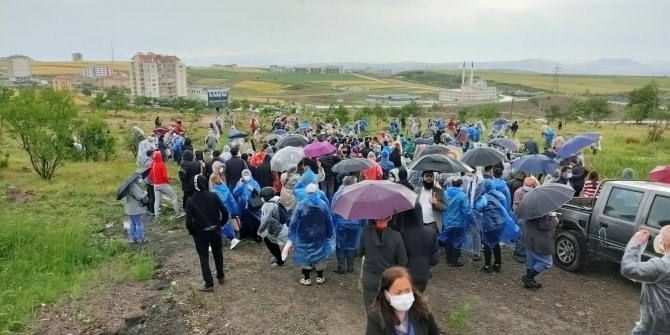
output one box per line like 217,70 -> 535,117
133,52 -> 181,63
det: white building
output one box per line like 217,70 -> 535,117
438,62 -> 497,104
72,52 -> 83,61
129,52 -> 187,99
366,94 -> 422,106
187,86 -> 229,106
81,66 -> 115,77
3,55 -> 32,83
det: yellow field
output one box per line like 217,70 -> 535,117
234,80 -> 287,94
32,61 -> 130,75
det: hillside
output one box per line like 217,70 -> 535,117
32,61 -> 129,76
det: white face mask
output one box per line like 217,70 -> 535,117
654,234 -> 667,254
567,173 -> 573,179
243,175 -> 251,182
385,291 -> 415,312
522,185 -> 533,192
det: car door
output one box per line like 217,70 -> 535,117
594,187 -> 646,260
638,193 -> 670,258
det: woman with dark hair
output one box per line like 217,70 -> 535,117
582,171 -> 600,198
256,154 -> 276,188
366,267 -> 441,335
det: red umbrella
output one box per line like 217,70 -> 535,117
153,127 -> 169,137
649,165 -> 670,184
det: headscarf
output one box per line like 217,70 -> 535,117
622,168 -> 635,180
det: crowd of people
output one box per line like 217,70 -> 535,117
121,114 -> 666,334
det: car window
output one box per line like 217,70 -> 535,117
646,195 -> 670,229
603,187 -> 643,222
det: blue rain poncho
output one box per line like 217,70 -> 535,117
288,193 -> 336,266
212,183 -> 240,239
440,187 -> 474,248
475,180 -> 520,245
380,151 -> 394,177
233,178 -> 261,228
493,179 -> 512,212
468,127 -> 481,143
544,128 -> 555,148
294,169 -> 329,206
332,187 -> 366,250
390,120 -> 400,134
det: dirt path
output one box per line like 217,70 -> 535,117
36,217 -> 642,334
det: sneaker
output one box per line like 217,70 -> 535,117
492,264 -> 502,273
199,286 -> 214,292
481,265 -> 493,273
270,257 -> 277,263
472,254 -> 481,262
173,212 -> 186,219
521,276 -> 541,289
230,238 -> 241,250
316,277 -> 325,284
299,278 -> 312,286
449,261 -> 465,267
271,262 -> 284,267
513,253 -> 526,263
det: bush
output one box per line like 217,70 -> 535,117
125,127 -> 146,158
647,123 -> 665,143
73,118 -> 116,161
0,149 -> 8,171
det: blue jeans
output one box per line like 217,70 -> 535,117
335,247 -> 356,271
514,220 -> 526,256
526,249 -> 553,273
128,214 -> 145,242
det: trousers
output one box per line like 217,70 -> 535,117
193,230 -> 224,287
153,183 -> 182,217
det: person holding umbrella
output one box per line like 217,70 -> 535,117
287,183 -> 335,286
120,169 -> 149,243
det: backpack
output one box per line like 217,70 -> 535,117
277,202 -> 290,225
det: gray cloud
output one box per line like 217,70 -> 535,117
1,0 -> 667,65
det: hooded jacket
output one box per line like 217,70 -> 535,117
149,151 -> 169,185
256,155 -> 275,188
379,151 -> 394,176
180,150 -> 202,192
288,193 -> 335,266
185,175 -> 229,236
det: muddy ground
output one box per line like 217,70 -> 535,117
36,216 -> 642,335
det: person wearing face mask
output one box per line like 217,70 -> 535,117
520,212 -> 558,289
621,226 -> 670,334
415,171 -> 447,235
553,166 -> 574,191
512,177 -> 539,263
366,267 -> 440,335
233,169 -> 262,242
359,216 -> 408,312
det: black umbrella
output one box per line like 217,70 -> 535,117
461,147 -> 507,167
489,138 -> 518,151
263,133 -> 284,142
228,131 -> 249,139
276,134 -> 309,149
419,145 -> 451,157
332,158 -> 374,173
517,183 -> 574,220
409,154 -> 471,173
117,167 -> 150,200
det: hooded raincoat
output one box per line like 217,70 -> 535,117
233,177 -> 261,230
379,151 -> 394,179
294,169 -> 329,205
332,186 -> 366,250
258,196 -> 288,245
440,187 -> 474,247
288,193 -> 336,266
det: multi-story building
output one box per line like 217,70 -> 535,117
72,52 -> 83,61
3,55 -> 32,83
98,73 -> 130,89
366,94 -> 422,106
52,76 -> 75,91
272,65 -> 343,74
438,62 -> 498,104
129,52 -> 187,99
187,86 -> 229,106
81,66 -> 114,78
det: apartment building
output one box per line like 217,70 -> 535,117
129,52 -> 187,98
2,55 -> 32,83
187,86 -> 229,106
52,76 -> 75,91
81,66 -> 115,78
98,73 -> 130,89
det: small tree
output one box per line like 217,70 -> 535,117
627,81 -> 660,123
73,118 -> 117,161
89,92 -> 106,112
240,99 -> 250,110
545,105 -> 562,122
372,105 -> 388,128
126,128 -> 145,158
105,86 -> 129,114
334,105 -> 350,125
476,104 -> 501,124
229,99 -> 241,110
354,106 -> 372,122
81,88 -> 92,97
0,87 -> 14,143
5,89 -> 77,180
456,107 -> 472,123
0,149 -> 8,171
582,97 -> 611,126
626,104 -> 647,123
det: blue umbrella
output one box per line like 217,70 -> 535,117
511,154 -> 559,174
228,131 -> 249,139
493,119 -> 509,127
557,133 -> 599,159
273,129 -> 288,135
414,138 -> 434,145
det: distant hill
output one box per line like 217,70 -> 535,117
32,61 -> 129,76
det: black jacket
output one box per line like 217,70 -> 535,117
224,157 -> 248,189
366,310 -> 440,335
256,155 -> 275,188
319,154 -> 341,178
389,151 -> 402,168
204,156 -> 225,180
507,177 -> 524,197
401,225 -> 439,282
179,151 -> 202,192
185,179 -> 229,236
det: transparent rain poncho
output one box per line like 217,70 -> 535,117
440,187 -> 474,250
620,240 -> 670,335
288,194 -> 336,266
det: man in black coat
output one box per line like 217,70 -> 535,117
179,150 -> 203,210
224,147 -> 248,189
400,206 -> 439,293
185,175 -> 229,291
525,137 -> 539,155
507,171 -> 526,197
318,153 -> 341,199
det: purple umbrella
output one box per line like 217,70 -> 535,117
557,133 -> 599,159
511,154 -> 559,174
332,180 -> 417,220
303,141 -> 336,157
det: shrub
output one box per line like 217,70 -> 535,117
73,118 -> 116,161
647,123 -> 665,143
125,127 -> 146,158
0,149 -> 8,171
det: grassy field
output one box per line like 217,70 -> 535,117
439,70 -> 670,95
32,61 -> 130,76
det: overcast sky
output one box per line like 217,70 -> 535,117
1,0 -> 667,66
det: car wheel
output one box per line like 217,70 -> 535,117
554,230 -> 585,272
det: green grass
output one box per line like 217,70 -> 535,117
444,300 -> 472,333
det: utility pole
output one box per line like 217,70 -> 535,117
111,41 -> 115,61
551,63 -> 560,93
